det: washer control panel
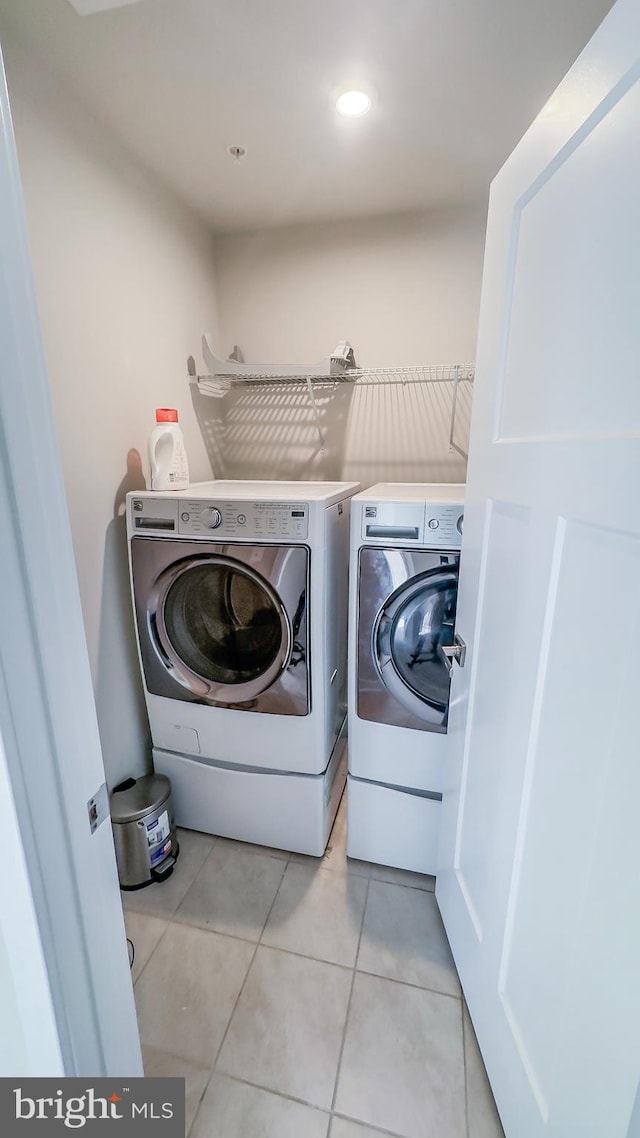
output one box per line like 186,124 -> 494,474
424,503 -> 464,548
130,496 -> 309,540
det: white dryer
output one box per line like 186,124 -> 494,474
127,480 -> 358,855
347,483 -> 464,875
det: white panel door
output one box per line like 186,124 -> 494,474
0,44 -> 142,1075
436,2 -> 640,1136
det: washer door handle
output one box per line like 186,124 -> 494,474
439,634 -> 467,676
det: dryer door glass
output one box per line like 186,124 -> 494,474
374,565 -> 458,727
157,556 -> 292,701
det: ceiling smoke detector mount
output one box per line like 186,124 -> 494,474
227,145 -> 247,161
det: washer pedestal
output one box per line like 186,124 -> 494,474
154,719 -> 347,857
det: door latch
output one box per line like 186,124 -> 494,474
87,782 -> 109,834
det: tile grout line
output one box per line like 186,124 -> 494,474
205,1069 -> 410,1138
182,855 -> 291,1128
354,966 -> 462,1002
124,835 -> 218,990
329,872 -> 372,1117
201,849 -> 290,1088
332,1109 -> 413,1138
129,854 -> 444,961
128,836 -> 220,1116
257,852 -> 290,946
154,914 -> 461,997
132,842 -> 289,934
287,857 -> 371,881
129,915 -> 173,990
123,831 -> 217,915
171,842 -> 287,1135
215,842 -> 291,864
132,836 -> 297,1134
368,875 -> 436,894
206,1070 -> 331,1119
185,933 -> 261,1137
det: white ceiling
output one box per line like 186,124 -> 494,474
0,0 -> 614,233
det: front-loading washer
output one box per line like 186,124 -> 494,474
127,480 -> 359,854
347,483 -> 464,874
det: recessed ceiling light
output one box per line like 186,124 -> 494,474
336,90 -> 371,118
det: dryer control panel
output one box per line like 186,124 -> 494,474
129,495 -> 309,540
361,500 -> 463,550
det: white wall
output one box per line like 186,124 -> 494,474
214,209 -> 485,367
2,37 -> 220,787
213,209 -> 486,484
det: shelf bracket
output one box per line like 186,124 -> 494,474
304,375 -> 326,453
448,365 -> 468,460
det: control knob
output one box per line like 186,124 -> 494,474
202,507 -> 223,529
456,513 -> 464,535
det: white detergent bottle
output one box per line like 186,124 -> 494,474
149,408 -> 190,491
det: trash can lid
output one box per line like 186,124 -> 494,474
110,773 -> 172,823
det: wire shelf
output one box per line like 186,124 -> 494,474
191,337 -> 475,457
196,363 -> 474,391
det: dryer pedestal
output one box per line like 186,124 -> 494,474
153,718 -> 347,857
347,775 -> 440,875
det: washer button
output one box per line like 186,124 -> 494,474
237,513 -> 247,525
181,512 -> 190,522
428,518 -> 440,530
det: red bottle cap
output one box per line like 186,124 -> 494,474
155,408 -> 178,423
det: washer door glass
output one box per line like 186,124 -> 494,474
155,555 -> 291,702
374,565 -> 458,725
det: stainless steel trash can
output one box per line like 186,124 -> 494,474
110,773 -> 178,889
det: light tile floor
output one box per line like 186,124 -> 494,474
122,792 -> 505,1138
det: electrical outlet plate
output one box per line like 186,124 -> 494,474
87,782 -> 109,834
65,0 -> 146,15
